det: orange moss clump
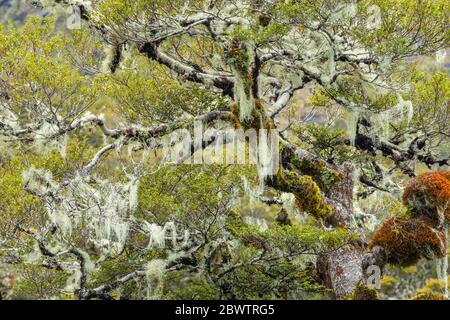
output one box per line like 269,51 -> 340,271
370,216 -> 447,267
435,171 -> 450,181
402,172 -> 450,225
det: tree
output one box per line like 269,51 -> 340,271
0,0 -> 448,299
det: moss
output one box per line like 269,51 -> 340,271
258,14 -> 272,27
347,282 -> 379,300
273,171 -> 333,221
230,102 -> 241,129
402,172 -> 450,225
254,98 -> 263,111
285,149 -> 344,193
380,275 -> 398,291
237,100 -> 276,133
411,292 -> 448,300
370,216 -> 447,267
275,208 -> 292,226
417,277 -> 450,295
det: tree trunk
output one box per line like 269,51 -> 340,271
318,163 -> 387,299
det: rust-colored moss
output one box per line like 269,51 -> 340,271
370,216 -> 447,267
255,98 -> 263,110
230,102 -> 241,129
227,43 -> 241,57
246,71 -> 254,89
402,172 -> 450,225
412,292 -> 448,300
436,171 -> 450,181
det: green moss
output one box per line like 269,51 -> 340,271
273,171 -> 333,221
225,42 -> 251,75
347,283 -> 379,300
276,208 -> 292,226
286,151 -> 344,194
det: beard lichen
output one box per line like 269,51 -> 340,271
226,41 -> 256,123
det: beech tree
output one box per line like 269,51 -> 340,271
0,0 -> 449,300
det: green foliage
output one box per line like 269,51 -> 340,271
222,214 -> 358,299
134,164 -> 357,299
137,164 -> 256,223
1,0 -> 448,300
293,123 -> 355,165
106,56 -> 227,126
402,71 -> 450,148
355,0 -> 450,58
229,20 -> 290,46
0,17 -> 101,121
0,157 -> 42,240
9,264 -> 68,300
329,75 -> 401,111
164,271 -> 220,300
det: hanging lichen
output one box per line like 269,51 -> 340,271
145,259 -> 167,300
226,41 -> 256,123
346,108 -> 360,146
357,96 -> 414,149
